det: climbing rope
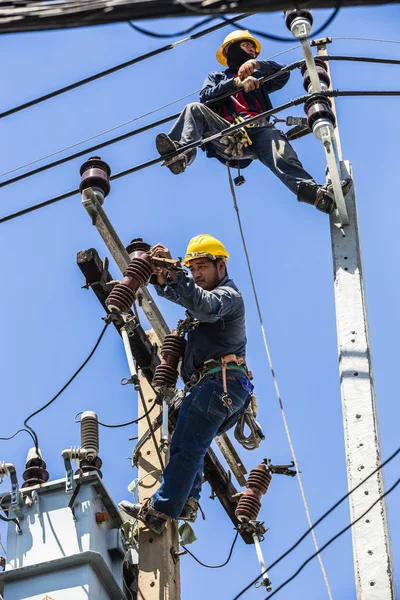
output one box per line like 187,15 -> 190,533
226,165 -> 333,600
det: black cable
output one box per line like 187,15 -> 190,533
0,428 -> 36,446
23,322 -> 109,451
222,7 -> 341,43
183,530 -> 239,568
262,476 -> 400,600
2,87 -> 400,225
137,383 -> 165,473
0,14 -> 249,121
0,59 -> 303,190
2,53 -> 400,191
98,401 -> 156,428
127,16 -> 215,38
233,445 -> 400,599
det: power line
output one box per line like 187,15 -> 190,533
232,445 -> 400,598
127,15 -> 216,38
263,476 -> 400,599
97,402 -> 157,428
2,88 -> 400,225
23,322 -> 110,451
0,428 -> 36,446
0,13 -> 250,121
227,165 -> 333,599
182,530 -> 239,568
222,7 -> 341,43
2,54 -> 400,191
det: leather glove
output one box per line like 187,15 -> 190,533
241,76 -> 260,93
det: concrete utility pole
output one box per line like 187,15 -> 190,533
315,40 -> 396,598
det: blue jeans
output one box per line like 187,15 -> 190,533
152,373 -> 251,519
168,102 -> 316,196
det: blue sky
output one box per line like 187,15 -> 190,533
1,5 -> 400,599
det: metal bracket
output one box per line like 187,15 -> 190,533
263,459 -> 297,477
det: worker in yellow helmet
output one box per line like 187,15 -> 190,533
155,30 -> 351,214
120,235 -> 254,533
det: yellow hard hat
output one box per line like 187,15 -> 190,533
216,30 -> 261,67
183,234 -> 230,267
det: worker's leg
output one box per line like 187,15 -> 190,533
249,126 -> 316,195
151,375 -> 250,519
156,103 -> 230,173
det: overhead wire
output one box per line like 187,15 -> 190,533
262,476 -> 400,600
0,13 -> 250,121
182,530 -> 239,568
222,7 -> 341,43
232,446 -> 400,598
0,428 -> 36,446
226,165 -> 333,600
97,402 -> 157,428
2,87 -> 400,225
23,322 -> 110,451
127,15 -> 216,38
2,53 -> 400,192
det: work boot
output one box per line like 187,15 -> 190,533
297,177 -> 353,214
156,133 -> 188,175
179,499 -> 199,523
119,500 -> 168,535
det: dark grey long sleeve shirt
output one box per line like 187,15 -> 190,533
153,271 -> 247,382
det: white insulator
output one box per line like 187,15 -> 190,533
0,461 -> 9,478
290,16 -> 312,39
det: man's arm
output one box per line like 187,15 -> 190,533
199,71 -> 237,104
152,277 -> 182,306
257,60 -> 290,92
169,270 -> 240,323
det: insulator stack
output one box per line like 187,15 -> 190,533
152,333 -> 186,389
106,252 -> 153,313
22,448 -> 50,488
80,411 -> 99,460
79,156 -> 111,200
126,237 -> 151,259
79,456 -> 103,478
304,94 -> 336,130
235,464 -> 272,523
285,9 -> 313,36
301,58 -> 331,93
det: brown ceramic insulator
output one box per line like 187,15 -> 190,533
304,94 -> 336,130
126,237 -> 151,259
21,464 -> 50,488
152,334 -> 186,389
300,57 -> 328,76
285,8 -> 313,30
106,253 -> 153,313
302,66 -> 331,92
235,464 -> 272,522
79,156 -> 111,197
77,457 -> 103,479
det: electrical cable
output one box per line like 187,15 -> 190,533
182,530 -> 239,568
262,477 -> 400,600
0,13 -> 250,121
137,379 -> 165,473
97,401 -> 157,428
0,428 -> 36,446
127,15 -> 215,38
233,445 -> 400,599
222,7 -> 341,43
23,322 -> 109,451
0,58 -> 303,191
2,87 -> 400,225
2,53 -> 399,191
333,36 -> 400,45
226,164 -> 332,599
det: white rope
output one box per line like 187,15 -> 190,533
227,165 -> 333,600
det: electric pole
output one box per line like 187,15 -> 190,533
286,10 -> 395,597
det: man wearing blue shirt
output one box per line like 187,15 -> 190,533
120,234 -> 253,534
155,30 -> 351,214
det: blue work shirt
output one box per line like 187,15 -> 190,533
153,271 -> 247,382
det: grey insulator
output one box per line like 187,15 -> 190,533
81,411 -> 99,459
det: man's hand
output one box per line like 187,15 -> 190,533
238,59 -> 260,80
150,243 -> 177,284
241,76 -> 260,93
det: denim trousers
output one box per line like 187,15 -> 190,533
168,102 -> 316,196
151,373 -> 251,519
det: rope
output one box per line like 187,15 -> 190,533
226,165 -> 333,600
